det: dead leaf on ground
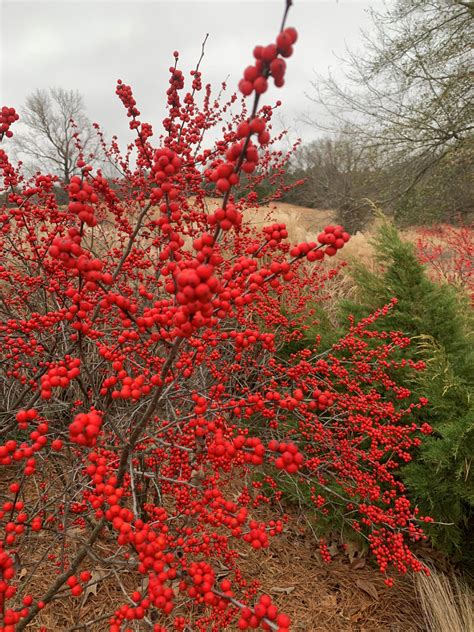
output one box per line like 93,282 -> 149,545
82,570 -> 108,604
12,552 -> 21,572
350,557 -> 366,570
320,594 -> 338,608
270,586 -> 295,594
356,578 -> 379,600
345,538 -> 367,563
351,610 -> 364,623
327,541 -> 339,557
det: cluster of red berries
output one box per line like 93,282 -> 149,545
210,162 -> 240,193
104,368 -> 153,400
310,388 -> 335,411
16,407 -> 38,430
0,106 -> 19,139
239,26 -> 298,96
0,547 -> 25,628
64,293 -> 95,326
100,292 -> 137,316
316,225 -> 351,256
289,225 -> 350,260
208,430 -> 237,462
235,435 -> 266,465
115,80 -> 140,122
66,571 -> 92,597
238,594 -> 291,631
68,175 -> 98,227
0,147 -> 19,191
318,540 -> 332,564
0,548 -> 16,591
244,524 -> 269,549
232,138 -> 260,173
2,490 -> 32,546
242,519 -> 283,549
205,123 -> 263,196
39,357 -> 80,399
110,594 -> 149,627
150,147 -> 182,201
49,228 -> 112,288
237,117 -> 270,146
23,174 -> 56,197
263,222 -> 288,246
202,490 -> 249,534
174,265 -> 220,306
165,263 -> 222,335
49,228 -> 82,260
179,561 -> 216,604
190,68 -> 202,91
289,241 -> 324,261
109,505 -> 137,547
268,440 -> 304,473
69,411 -> 103,447
146,572 -> 177,614
167,66 -> 185,99
207,202 -> 243,231
0,419 -> 51,471
191,232 -> 215,259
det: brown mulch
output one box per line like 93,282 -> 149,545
18,497 -> 426,631
236,516 -> 425,632
3,461 -> 427,631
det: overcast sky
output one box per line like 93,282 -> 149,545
1,1 -> 385,150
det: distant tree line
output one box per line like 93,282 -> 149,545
282,0 -> 473,231
6,1 -> 473,229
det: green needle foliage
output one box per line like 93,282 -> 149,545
276,220 -> 473,567
338,221 -> 474,567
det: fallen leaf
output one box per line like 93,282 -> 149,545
270,586 -> 295,594
351,610 -> 364,623
13,552 -> 21,572
345,539 -> 367,563
82,570 -> 107,604
18,568 -> 27,581
356,579 -> 379,600
349,602 -> 370,616
350,557 -> 366,570
328,541 -> 339,557
320,594 -> 338,608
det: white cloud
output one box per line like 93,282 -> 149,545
1,1 -> 383,149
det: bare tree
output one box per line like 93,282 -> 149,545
13,88 -> 98,183
285,134 -> 383,231
308,0 -> 473,201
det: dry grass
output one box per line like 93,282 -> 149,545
415,568 -> 474,632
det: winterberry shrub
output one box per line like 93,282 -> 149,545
0,3 -> 431,630
415,223 -> 473,303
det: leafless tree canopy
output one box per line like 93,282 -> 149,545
285,135 -> 382,232
308,0 -> 473,184
13,88 -> 99,183
284,0 -> 473,228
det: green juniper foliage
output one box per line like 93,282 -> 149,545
337,222 -> 474,566
275,221 -> 473,567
